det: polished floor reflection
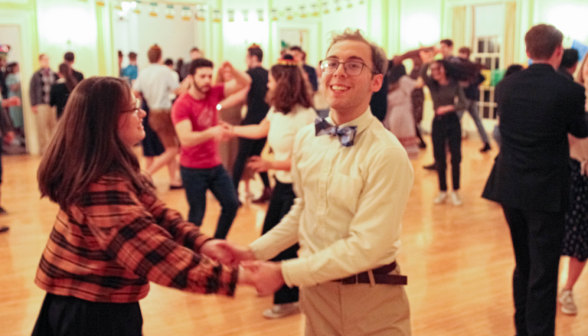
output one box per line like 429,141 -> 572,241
0,138 -> 586,336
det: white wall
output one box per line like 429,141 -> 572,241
535,0 -> 588,47
36,0 -> 100,76
113,6 -> 197,70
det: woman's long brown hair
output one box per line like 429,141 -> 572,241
58,63 -> 78,92
38,77 -> 148,210
266,63 -> 313,114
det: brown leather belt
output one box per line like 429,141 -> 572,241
335,261 -> 407,285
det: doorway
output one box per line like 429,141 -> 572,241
0,25 -> 26,154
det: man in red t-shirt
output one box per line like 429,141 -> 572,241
172,58 -> 251,239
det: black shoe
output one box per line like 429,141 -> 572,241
253,187 -> 272,204
418,142 -> 427,149
169,184 -> 184,190
0,207 -> 7,215
0,226 -> 9,233
480,143 -> 491,153
423,163 -> 436,171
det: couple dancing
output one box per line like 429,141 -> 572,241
31,30 -> 414,336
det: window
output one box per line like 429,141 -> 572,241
471,35 -> 501,119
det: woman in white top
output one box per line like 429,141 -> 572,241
384,63 -> 423,159
224,54 -> 315,319
559,55 -> 588,315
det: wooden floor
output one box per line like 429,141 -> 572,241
1,138 -> 587,336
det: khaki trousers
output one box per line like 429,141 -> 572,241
36,104 -> 57,154
300,267 -> 411,336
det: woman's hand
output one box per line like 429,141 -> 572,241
435,105 -> 454,115
247,156 -> 272,172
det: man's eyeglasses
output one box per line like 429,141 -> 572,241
319,59 -> 378,76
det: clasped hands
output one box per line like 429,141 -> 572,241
200,239 -> 285,296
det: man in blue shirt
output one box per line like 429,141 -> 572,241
121,52 -> 138,85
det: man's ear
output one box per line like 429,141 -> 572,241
372,73 -> 384,93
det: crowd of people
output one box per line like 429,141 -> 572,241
0,22 -> 586,336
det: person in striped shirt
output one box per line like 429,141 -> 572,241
31,77 -> 259,336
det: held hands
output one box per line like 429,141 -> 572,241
210,125 -> 232,142
200,240 -> 285,296
247,156 -> 271,172
200,239 -> 256,266
239,261 -> 285,296
221,61 -> 235,74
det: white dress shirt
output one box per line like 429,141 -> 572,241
266,105 -> 316,184
249,108 -> 414,287
133,64 -> 179,110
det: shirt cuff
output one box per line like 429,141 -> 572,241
194,234 -> 213,253
248,236 -> 281,261
281,257 -> 314,288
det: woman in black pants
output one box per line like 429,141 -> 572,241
224,55 -> 315,318
420,59 -> 467,205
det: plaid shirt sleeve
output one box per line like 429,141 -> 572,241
73,177 -> 238,296
137,176 -> 213,253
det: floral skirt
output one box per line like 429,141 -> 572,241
562,158 -> 588,262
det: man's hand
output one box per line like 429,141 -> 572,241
209,125 -> 228,142
221,61 -> 235,74
200,239 -> 256,266
3,131 -> 14,144
247,156 -> 272,172
3,97 -> 21,108
241,261 -> 285,296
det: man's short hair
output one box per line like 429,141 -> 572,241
190,47 -> 200,53
128,52 -> 137,61
189,58 -> 214,76
326,29 -> 388,75
118,50 -> 123,58
525,24 -> 563,60
64,51 -> 75,62
147,45 -> 162,63
440,39 -> 454,48
38,53 -> 47,61
164,58 -> 173,66
247,44 -> 263,62
458,47 -> 471,57
290,46 -> 303,53
561,49 -> 579,69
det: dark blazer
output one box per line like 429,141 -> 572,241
72,69 -> 84,83
370,74 -> 388,122
482,64 -> 588,212
49,82 -> 71,119
303,64 -> 318,92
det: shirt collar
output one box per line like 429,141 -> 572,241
326,106 -> 374,134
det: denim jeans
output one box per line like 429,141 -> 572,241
458,99 -> 490,144
432,113 -> 462,191
180,164 -> 239,239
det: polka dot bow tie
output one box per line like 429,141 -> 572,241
314,117 -> 357,147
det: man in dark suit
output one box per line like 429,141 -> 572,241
289,46 -> 318,91
482,24 -> 587,336
63,52 -> 83,82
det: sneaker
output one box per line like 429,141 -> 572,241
450,191 -> 463,206
0,226 -> 9,233
480,143 -> 491,153
559,290 -> 578,315
262,303 -> 300,319
433,192 -> 447,204
423,163 -> 437,171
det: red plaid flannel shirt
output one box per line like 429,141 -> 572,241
35,175 -> 238,303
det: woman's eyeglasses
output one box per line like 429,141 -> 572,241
122,99 -> 142,113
